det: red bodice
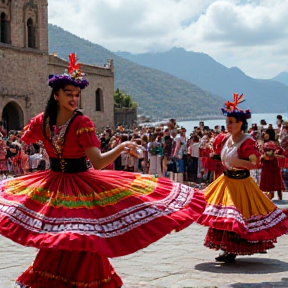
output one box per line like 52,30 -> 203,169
21,112 -> 100,158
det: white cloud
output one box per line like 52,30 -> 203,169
48,0 -> 288,78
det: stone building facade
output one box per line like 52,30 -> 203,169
114,107 -> 137,128
0,0 -> 114,133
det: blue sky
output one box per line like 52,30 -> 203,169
48,0 -> 288,79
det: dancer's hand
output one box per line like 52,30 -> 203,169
120,141 -> 140,158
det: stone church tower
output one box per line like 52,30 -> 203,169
0,0 -> 114,132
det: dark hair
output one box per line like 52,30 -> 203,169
134,139 -> 142,145
265,127 -> 275,141
43,82 -> 82,139
192,135 -> 199,142
37,159 -> 46,170
141,134 -> 148,144
120,134 -> 128,142
228,113 -> 248,132
44,82 -> 66,135
236,118 -> 248,132
32,143 -> 40,153
149,133 -> 157,142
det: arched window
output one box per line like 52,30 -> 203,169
95,88 -> 104,112
2,101 -> 24,131
27,17 -> 36,48
0,12 -> 9,43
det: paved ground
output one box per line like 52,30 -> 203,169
1,195 -> 288,288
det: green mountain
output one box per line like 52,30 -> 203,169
48,24 -> 223,120
116,47 -> 288,113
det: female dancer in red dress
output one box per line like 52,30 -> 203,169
0,53 -> 205,287
196,93 -> 288,263
259,141 -> 284,200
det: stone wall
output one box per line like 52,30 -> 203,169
0,44 -> 49,129
114,107 -> 137,128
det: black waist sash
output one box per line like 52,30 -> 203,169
223,169 -> 250,179
50,157 -> 88,173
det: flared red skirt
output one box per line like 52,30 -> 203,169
16,249 -> 122,288
0,168 -> 206,257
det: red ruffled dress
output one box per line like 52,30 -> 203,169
196,134 -> 288,255
259,141 -> 284,192
0,112 -> 205,288
260,156 -> 284,192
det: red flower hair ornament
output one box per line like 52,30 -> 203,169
221,93 -> 251,120
48,53 -> 89,89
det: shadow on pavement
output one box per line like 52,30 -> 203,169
273,199 -> 288,208
194,257 -> 288,274
273,199 -> 288,204
230,277 -> 288,288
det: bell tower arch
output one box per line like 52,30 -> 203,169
0,0 -> 49,51
0,0 -> 11,44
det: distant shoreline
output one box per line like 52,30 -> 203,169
177,115 -> 224,121
146,112 -> 288,124
140,113 -> 288,132
146,114 -> 224,123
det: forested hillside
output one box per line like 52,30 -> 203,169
48,24 -> 223,120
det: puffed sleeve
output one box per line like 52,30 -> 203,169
21,113 -> 44,144
238,138 -> 261,159
76,116 -> 100,149
213,133 -> 228,155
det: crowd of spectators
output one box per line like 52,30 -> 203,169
1,115 -> 288,194
97,115 -> 288,192
0,130 -> 48,179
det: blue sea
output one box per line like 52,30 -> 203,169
177,113 -> 288,135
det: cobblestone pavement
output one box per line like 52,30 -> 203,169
1,196 -> 288,288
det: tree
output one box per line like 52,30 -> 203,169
114,88 -> 138,108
